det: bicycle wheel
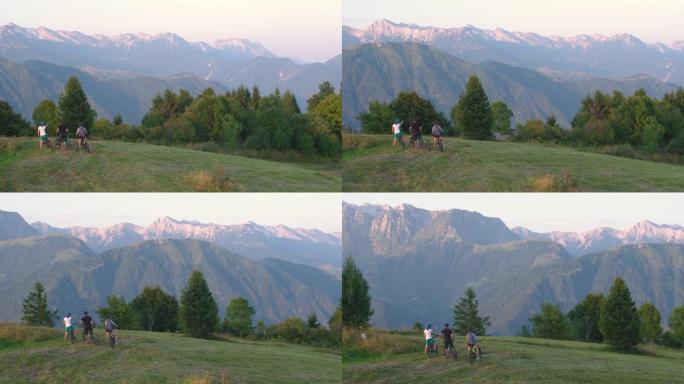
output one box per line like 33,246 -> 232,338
468,349 -> 476,364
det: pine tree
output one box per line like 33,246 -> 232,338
32,99 -> 61,130
306,312 -> 320,329
568,293 -> 605,342
130,286 -> 179,332
341,255 -> 374,328
21,282 -> 58,327
452,287 -> 490,335
670,306 -> 684,343
0,101 -> 31,136
638,302 -> 662,343
223,297 -> 255,337
180,271 -> 219,338
530,303 -> 570,340
491,100 -> 514,136
58,76 -> 95,129
600,277 -> 641,351
451,76 -> 493,140
96,295 -> 140,330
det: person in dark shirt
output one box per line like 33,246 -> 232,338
441,323 -> 454,356
57,121 -> 68,147
80,311 -> 94,341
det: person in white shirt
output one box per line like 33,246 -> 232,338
392,119 -> 405,148
37,122 -> 49,149
424,324 -> 436,355
75,124 -> 88,148
63,312 -> 74,341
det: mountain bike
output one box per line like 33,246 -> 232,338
467,345 -> 482,364
77,137 -> 91,153
67,327 -> 76,344
106,330 -> 116,348
83,328 -> 100,346
426,339 -> 439,358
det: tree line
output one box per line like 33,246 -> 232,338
0,76 -> 341,159
522,277 -> 684,351
20,271 -> 341,348
358,75 -> 684,157
340,255 -> 684,353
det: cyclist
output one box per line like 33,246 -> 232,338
63,312 -> 74,341
37,121 -> 49,149
409,119 -> 422,148
466,328 -> 481,359
424,324 -> 436,356
104,317 -> 118,346
57,121 -> 68,148
75,123 -> 88,149
431,121 -> 444,150
392,118 -> 405,148
440,322 -> 454,356
80,310 -> 94,342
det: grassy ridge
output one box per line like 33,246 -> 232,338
342,134 -> 684,191
342,330 -> 684,384
0,138 -> 341,192
0,324 -> 341,384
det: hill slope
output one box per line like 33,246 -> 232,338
0,138 -> 340,192
0,236 -> 340,323
342,134 -> 684,192
0,57 -> 226,123
0,325 -> 340,384
342,42 -> 679,129
343,331 -> 684,384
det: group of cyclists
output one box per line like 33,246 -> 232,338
424,323 -> 482,362
37,120 -> 89,152
63,311 -> 117,347
391,118 -> 444,151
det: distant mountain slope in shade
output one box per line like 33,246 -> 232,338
0,236 -> 339,324
31,215 -> 341,271
0,23 -> 340,119
344,19 -> 684,85
513,221 -> 684,257
0,210 -> 38,240
0,57 -> 226,122
342,42 -> 678,129
342,203 -> 684,334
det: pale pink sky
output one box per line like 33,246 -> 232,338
0,0 -> 341,63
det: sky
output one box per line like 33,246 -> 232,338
344,0 -> 684,45
343,193 -> 684,232
0,193 -> 342,233
0,0 -> 341,63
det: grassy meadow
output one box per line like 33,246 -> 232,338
0,323 -> 341,384
0,137 -> 341,192
342,134 -> 684,192
342,329 -> 684,384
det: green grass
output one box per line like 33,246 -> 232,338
0,138 -> 340,192
0,324 -> 340,384
342,134 -> 684,191
342,330 -> 684,384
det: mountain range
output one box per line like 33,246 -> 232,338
344,20 -> 684,84
0,210 -> 341,324
30,215 -> 341,273
342,203 -> 684,334
0,23 -> 341,122
342,20 -> 682,129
